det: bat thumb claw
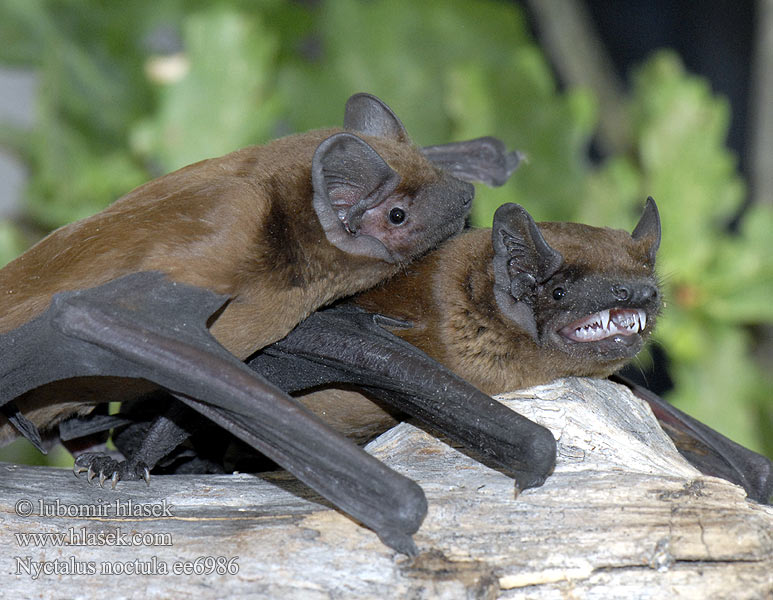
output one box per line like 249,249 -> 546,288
376,529 -> 419,556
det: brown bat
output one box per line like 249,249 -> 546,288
259,197 -> 770,503
0,93 -> 525,553
281,199 -> 660,433
72,200 -> 661,501
68,197 -> 770,543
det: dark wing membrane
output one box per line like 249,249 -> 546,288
0,272 -> 426,553
249,304 -> 557,491
612,374 -> 773,504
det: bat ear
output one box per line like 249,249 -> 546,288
492,203 -> 563,341
312,132 -> 402,261
631,196 -> 661,265
421,137 -> 524,187
344,93 -> 410,143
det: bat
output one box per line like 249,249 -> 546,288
0,92 -> 508,554
276,197 -> 772,503
75,194 -> 771,522
69,199 -> 661,497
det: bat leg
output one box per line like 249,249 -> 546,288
250,304 -> 557,491
72,400 -> 193,488
611,374 -> 773,504
0,272 -> 427,552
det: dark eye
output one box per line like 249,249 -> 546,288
552,287 -> 565,300
388,207 -> 406,225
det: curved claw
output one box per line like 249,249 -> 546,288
73,453 -> 151,489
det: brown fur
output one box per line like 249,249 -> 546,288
298,221 -> 658,436
0,129 -> 441,355
0,128 -> 453,444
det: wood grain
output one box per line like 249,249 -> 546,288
1,378 -> 771,598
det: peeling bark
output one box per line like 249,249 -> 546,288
1,378 -> 771,598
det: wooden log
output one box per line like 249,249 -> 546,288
1,378 -> 771,598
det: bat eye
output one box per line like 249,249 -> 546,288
552,287 -> 565,300
388,207 -> 406,225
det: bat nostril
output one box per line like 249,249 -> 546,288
612,285 -> 630,302
640,285 -> 658,301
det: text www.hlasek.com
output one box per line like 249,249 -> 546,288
15,527 -> 172,547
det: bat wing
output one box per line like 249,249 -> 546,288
421,137 -> 523,187
611,374 -> 772,504
249,304 -> 557,492
0,272 -> 426,554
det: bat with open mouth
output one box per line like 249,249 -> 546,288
282,197 -> 770,503
101,195 -> 770,508
277,197 -> 770,503
0,92 -> 534,553
62,199 -> 659,491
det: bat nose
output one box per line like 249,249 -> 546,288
611,284 -> 630,302
635,284 -> 659,303
612,283 -> 659,304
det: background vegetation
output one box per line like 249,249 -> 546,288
0,0 -> 770,463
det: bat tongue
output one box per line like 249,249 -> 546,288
560,308 -> 647,342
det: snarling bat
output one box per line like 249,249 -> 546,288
281,197 -> 771,503
0,92 -> 529,553
99,195 -> 771,506
64,200 -> 660,490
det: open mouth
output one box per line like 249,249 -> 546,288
560,308 -> 647,343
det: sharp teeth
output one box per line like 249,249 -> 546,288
563,308 -> 649,342
638,310 -> 647,332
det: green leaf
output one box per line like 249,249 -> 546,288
132,6 -> 281,171
666,326 -> 771,454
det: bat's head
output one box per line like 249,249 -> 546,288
492,198 -> 661,376
312,93 -> 473,264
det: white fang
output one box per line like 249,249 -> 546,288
561,308 -> 648,343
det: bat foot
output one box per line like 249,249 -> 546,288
73,453 -> 151,489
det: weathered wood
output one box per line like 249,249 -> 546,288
1,378 -> 771,598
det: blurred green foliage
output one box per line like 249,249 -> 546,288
0,0 -> 770,463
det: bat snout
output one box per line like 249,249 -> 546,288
611,282 -> 658,305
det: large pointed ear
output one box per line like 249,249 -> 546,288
492,203 -> 563,341
421,137 -> 524,187
631,196 -> 661,266
344,93 -> 410,143
312,132 -> 402,262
